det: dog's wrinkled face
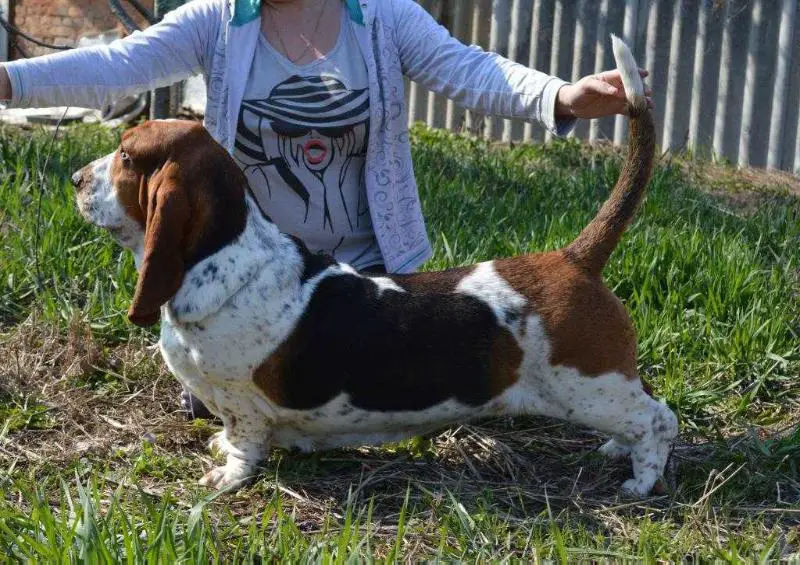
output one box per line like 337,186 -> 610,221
72,120 -> 248,327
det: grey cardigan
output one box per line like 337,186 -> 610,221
5,0 -> 575,273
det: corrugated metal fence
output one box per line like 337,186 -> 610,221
406,0 -> 800,174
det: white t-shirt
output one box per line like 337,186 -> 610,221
233,7 -> 382,270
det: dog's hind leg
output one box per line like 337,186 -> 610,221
553,371 -> 677,496
619,399 -> 677,496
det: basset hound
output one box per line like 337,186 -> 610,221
72,37 -> 677,496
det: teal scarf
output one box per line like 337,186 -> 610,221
232,0 -> 364,26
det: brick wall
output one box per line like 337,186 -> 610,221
10,0 -> 155,58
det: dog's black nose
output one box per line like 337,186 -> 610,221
71,168 -> 92,192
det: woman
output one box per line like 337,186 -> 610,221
0,0 -> 651,417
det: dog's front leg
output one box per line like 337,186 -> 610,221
199,398 -> 272,490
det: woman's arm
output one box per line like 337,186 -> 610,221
0,0 -> 220,109
391,0 -> 573,135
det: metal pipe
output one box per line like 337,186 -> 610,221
644,0 -> 658,73
465,0 -> 489,135
502,0 -> 526,142
408,0 -> 430,127
151,0 -> 188,119
108,0 -> 140,34
426,0 -> 445,129
568,0 -> 588,139
486,0 -> 510,139
445,0 -> 469,132
124,0 -> 156,24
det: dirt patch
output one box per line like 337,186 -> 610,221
0,315 -> 202,468
677,159 -> 800,215
591,142 -> 800,213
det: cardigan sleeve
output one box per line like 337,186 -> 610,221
390,0 -> 576,136
3,0 -> 221,110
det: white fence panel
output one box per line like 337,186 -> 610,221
405,0 -> 800,174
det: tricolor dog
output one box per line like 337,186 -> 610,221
72,37 -> 677,496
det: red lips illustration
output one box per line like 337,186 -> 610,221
303,139 -> 328,165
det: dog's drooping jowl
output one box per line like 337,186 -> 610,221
72,37 -> 677,496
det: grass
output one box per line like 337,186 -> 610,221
1,121 -> 799,561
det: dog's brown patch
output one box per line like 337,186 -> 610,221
489,328 -> 524,395
494,252 -> 637,380
111,153 -> 146,228
387,264 -> 476,294
252,343 -> 288,407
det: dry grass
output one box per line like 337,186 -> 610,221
3,317 -> 799,558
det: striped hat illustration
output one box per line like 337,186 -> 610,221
250,74 -> 369,127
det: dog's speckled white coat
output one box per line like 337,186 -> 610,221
73,39 -> 677,496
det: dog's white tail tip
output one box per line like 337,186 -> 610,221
610,34 -> 646,107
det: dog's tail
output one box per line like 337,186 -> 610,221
563,35 -> 655,278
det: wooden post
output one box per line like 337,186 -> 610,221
688,0 -> 709,156
613,0 -> 639,144
767,0 -> 797,169
712,0 -> 735,161
588,0 -> 610,143
661,0 -> 683,152
738,0 -> 762,167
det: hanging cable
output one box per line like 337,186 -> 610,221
0,13 -> 73,51
120,0 -> 156,25
0,0 -> 155,55
107,0 -> 144,33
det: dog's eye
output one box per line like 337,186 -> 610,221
119,151 -> 130,162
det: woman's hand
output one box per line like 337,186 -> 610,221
555,69 -> 653,119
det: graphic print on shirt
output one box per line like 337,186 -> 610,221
235,75 -> 371,239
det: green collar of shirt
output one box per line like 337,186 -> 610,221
232,0 -> 364,26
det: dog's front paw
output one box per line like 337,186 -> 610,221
198,457 -> 255,490
620,478 -> 653,498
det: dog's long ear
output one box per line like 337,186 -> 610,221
128,163 -> 189,327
